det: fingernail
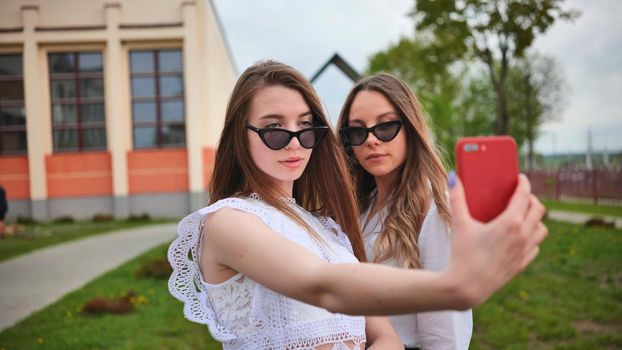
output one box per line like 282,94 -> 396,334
447,171 -> 457,188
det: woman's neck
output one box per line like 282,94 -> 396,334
369,171 -> 397,218
274,180 -> 294,197
373,170 -> 398,207
371,187 -> 389,219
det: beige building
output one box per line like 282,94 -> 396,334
0,0 -> 237,220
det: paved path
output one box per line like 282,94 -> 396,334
548,210 -> 622,228
0,223 -> 177,331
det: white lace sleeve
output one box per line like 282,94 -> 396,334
167,198 -> 271,341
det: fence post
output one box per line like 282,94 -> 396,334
555,170 -> 561,201
592,167 -> 598,204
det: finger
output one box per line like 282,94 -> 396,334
523,195 -> 546,234
448,173 -> 473,233
519,245 -> 541,272
493,174 -> 532,226
531,222 -> 548,247
520,222 -> 547,269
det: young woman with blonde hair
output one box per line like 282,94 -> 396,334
168,61 -> 547,350
338,73 -> 482,349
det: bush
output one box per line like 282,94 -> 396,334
53,215 -> 75,224
585,217 -> 614,228
135,259 -> 172,279
82,290 -> 136,315
92,213 -> 113,222
15,216 -> 37,225
127,213 -> 151,222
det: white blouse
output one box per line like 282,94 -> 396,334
168,195 -> 366,350
361,198 -> 473,350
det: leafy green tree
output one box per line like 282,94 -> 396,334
367,37 -> 462,164
507,52 -> 566,170
412,0 -> 578,135
456,70 -> 496,138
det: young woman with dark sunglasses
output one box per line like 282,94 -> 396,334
338,73 -> 515,349
168,61 -> 547,350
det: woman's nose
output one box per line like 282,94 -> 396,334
365,130 -> 381,146
284,132 -> 302,150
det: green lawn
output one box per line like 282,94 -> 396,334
471,220 -> 622,349
541,199 -> 622,218
0,219 -> 174,262
0,220 -> 620,349
0,243 -> 220,350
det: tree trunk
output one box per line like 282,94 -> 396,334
495,47 -> 510,135
525,71 -> 534,171
494,81 -> 509,135
486,45 -> 510,135
528,138 -> 534,171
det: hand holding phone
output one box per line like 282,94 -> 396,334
455,136 -> 519,222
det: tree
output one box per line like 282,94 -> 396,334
412,0 -> 578,135
367,37 -> 463,164
456,70 -> 496,138
507,52 -> 566,170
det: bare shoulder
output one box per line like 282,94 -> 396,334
202,206 -> 264,238
198,202 -> 323,288
199,205 -> 271,275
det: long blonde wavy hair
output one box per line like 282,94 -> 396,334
337,73 -> 450,268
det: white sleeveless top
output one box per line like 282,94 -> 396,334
168,195 -> 366,350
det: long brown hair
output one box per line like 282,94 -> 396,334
337,73 -> 450,268
209,60 -> 366,262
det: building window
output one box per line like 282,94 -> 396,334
0,54 -> 27,155
130,49 -> 185,149
49,52 -> 106,152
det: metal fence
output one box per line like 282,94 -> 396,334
527,168 -> 622,204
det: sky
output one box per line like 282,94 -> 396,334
212,0 -> 622,156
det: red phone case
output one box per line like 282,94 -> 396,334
456,136 -> 519,222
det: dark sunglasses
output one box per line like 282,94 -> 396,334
246,124 -> 329,150
340,120 -> 403,146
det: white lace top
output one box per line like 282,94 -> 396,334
168,195 -> 366,350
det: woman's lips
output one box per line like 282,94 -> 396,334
280,157 -> 303,168
366,153 -> 387,162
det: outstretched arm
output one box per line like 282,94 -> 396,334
201,174 -> 546,315
202,206 -> 457,314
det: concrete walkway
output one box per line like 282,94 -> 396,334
0,223 -> 177,332
548,210 -> 622,229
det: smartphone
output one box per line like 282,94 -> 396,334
455,136 -> 519,222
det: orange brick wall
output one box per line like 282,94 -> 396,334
3,149 -> 199,200
45,152 -> 113,198
128,149 -> 188,194
0,156 -> 30,200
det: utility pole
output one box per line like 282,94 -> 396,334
586,129 -> 593,170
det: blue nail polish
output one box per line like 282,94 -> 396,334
447,171 -> 457,188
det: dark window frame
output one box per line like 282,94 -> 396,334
49,51 -> 106,152
130,49 -> 185,149
0,53 -> 27,155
